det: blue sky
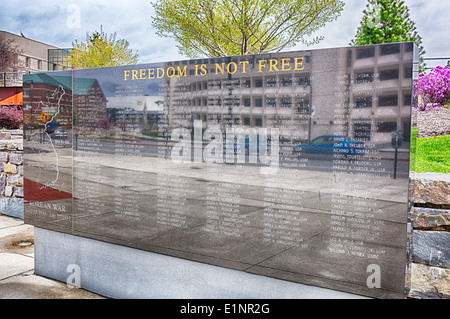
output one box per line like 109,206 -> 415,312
0,0 -> 449,69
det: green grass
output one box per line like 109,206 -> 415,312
413,132 -> 450,173
410,127 -> 417,171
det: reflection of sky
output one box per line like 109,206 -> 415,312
73,62 -> 165,98
107,95 -> 164,112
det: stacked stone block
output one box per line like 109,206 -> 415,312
0,129 -> 23,198
0,129 -> 24,218
408,172 -> 450,299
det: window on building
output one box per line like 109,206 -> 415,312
297,96 -> 310,114
405,43 -> 414,52
254,79 -> 263,88
267,77 -> 277,87
404,94 -> 412,106
297,76 -> 310,86
379,69 -> 399,81
355,72 -> 374,83
353,122 -> 372,141
404,67 -> 413,78
356,47 -> 375,59
378,95 -> 398,107
377,121 -> 397,133
355,96 -> 373,108
281,97 -> 292,108
380,44 -> 400,55
242,79 -> 251,88
282,77 -> 292,86
266,97 -> 276,108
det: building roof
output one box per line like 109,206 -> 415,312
0,30 -> 59,49
23,73 -> 100,96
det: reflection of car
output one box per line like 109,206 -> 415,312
44,121 -> 57,134
293,135 -> 364,156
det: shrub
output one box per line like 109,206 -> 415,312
0,105 -> 23,129
415,66 -> 450,111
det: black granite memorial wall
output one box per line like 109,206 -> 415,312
23,43 -> 419,298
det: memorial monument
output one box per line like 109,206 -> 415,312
23,42 -> 418,299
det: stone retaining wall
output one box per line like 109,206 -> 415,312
408,172 -> 450,299
0,129 -> 23,218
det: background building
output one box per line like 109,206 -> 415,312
0,31 -> 71,107
0,30 -> 71,73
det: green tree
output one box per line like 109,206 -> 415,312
151,0 -> 345,58
351,0 -> 426,72
66,27 -> 139,69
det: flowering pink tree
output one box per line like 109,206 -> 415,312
416,66 -> 450,111
97,116 -> 114,136
0,105 -> 23,129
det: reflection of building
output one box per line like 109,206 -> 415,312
165,43 -> 414,145
165,52 -> 312,143
346,43 -> 414,143
104,95 -> 164,136
23,73 -> 73,128
23,74 -> 107,131
73,78 -> 108,131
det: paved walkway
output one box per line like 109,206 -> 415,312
0,213 -> 105,299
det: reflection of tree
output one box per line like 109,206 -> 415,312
73,106 -> 78,127
97,116 -> 114,136
140,100 -> 165,137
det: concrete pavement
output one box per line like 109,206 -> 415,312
0,213 -> 105,299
